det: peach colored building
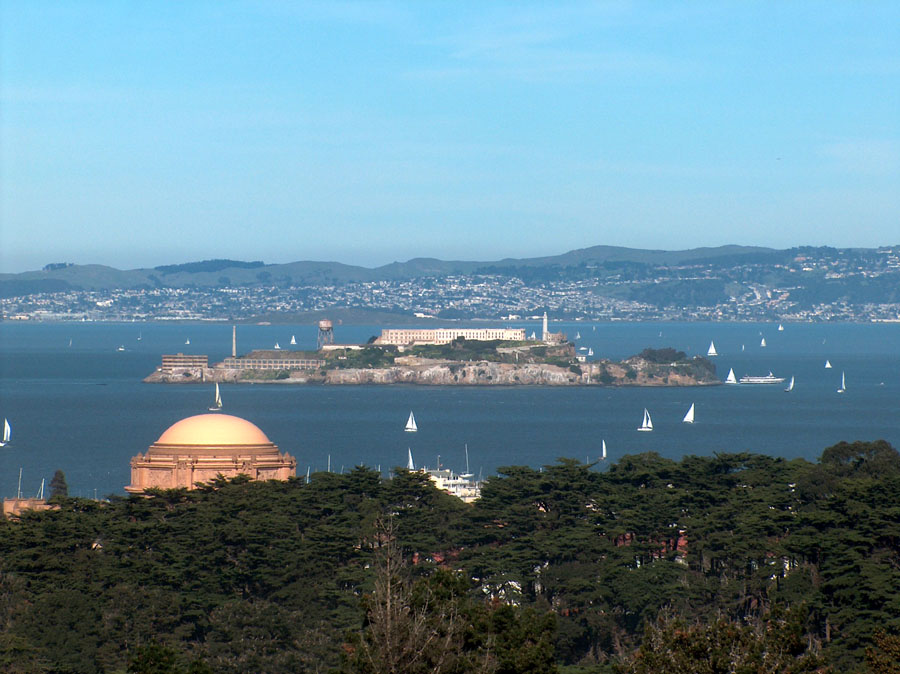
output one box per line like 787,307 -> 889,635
125,414 -> 296,493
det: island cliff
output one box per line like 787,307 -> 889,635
145,344 -> 718,387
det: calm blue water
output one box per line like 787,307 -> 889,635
1,321 -> 898,498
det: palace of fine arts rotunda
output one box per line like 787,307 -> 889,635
125,414 -> 296,493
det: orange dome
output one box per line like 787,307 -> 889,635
156,414 -> 272,446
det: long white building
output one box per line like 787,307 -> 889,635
375,327 -> 526,346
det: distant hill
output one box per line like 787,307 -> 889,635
0,245 -> 789,293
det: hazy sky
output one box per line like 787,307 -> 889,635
1,1 -> 898,272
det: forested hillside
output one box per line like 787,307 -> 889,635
2,442 -> 900,673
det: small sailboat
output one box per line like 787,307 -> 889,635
637,408 -> 653,432
290,335 -> 297,346
529,331 -> 536,340
778,324 -> 784,332
760,337 -> 767,347
185,338 -> 190,345
601,439 -> 607,461
587,347 -> 593,356
784,376 -> 794,393
825,360 -> 832,369
837,371 -> 846,394
407,448 -> 415,470
0,418 -> 10,447
273,342 -> 281,350
137,332 -> 142,341
725,368 -> 737,384
741,344 -> 745,352
116,345 -> 125,352
682,403 -> 695,424
575,331 -> 581,340
404,411 -> 418,432
68,338 -> 73,347
707,341 -> 718,357
208,383 -> 222,411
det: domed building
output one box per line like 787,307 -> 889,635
126,414 -> 296,493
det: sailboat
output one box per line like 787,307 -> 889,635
741,344 -> 745,352
68,338 -> 73,347
837,371 -> 846,394
725,368 -> 737,384
778,324 -> 784,332
529,331 -> 536,340
208,383 -> 223,411
404,411 -> 418,432
601,439 -> 607,461
575,331 -> 581,340
185,338 -> 190,345
784,376 -> 794,393
587,347 -> 593,356
760,337 -> 767,347
290,335 -> 297,346
407,448 -> 415,470
273,342 -> 281,350
637,408 -> 653,432
137,332 -> 142,341
707,341 -> 718,357
0,418 -> 10,447
682,403 -> 695,424
824,360 -> 832,369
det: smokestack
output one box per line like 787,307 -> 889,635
232,325 -> 236,358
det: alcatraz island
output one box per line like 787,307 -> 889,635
144,315 -> 718,387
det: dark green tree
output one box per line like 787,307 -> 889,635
49,469 -> 68,499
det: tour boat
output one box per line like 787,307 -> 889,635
825,360 -> 832,369
739,372 -> 785,384
404,411 -> 418,433
683,403 -> 695,424
208,383 -> 223,411
837,371 -> 846,394
784,376 -> 794,393
707,341 -> 718,357
725,368 -> 737,384
0,418 -> 10,447
637,408 -> 653,432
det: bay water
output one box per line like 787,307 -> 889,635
1,321 -> 898,498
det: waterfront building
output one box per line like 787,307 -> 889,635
125,414 -> 296,493
375,327 -> 526,346
160,353 -> 209,373
220,350 -> 324,371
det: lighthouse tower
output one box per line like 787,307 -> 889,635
542,312 -> 549,342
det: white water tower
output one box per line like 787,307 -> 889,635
317,319 -> 334,349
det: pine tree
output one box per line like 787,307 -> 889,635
49,470 -> 68,499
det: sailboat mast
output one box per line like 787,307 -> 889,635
17,468 -> 22,500
465,443 -> 470,474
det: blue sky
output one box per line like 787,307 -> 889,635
1,1 -> 898,272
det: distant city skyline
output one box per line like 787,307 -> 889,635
2,2 -> 898,273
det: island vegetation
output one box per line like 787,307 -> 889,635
2,440 -> 899,672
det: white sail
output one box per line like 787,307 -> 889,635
683,403 -> 695,424
274,342 -> 281,350
209,383 -> 222,411
837,371 -> 846,393
407,448 -> 415,470
778,324 -> 784,331
725,368 -> 737,384
707,341 -> 718,357
760,337 -> 766,347
0,418 -> 10,446
587,348 -> 593,356
637,408 -> 653,432
741,344 -> 745,352
784,376 -> 794,392
825,360 -> 832,369
601,439 -> 607,460
575,332 -> 581,340
529,331 -> 536,340
185,338 -> 190,345
404,411 -> 417,432
290,335 -> 297,345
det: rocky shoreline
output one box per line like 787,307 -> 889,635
144,355 -> 719,387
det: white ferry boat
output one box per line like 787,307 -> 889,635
739,371 -> 785,384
